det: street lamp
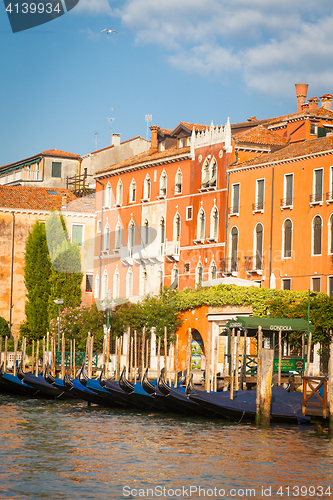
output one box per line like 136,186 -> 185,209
100,290 -> 116,332
54,298 -> 64,350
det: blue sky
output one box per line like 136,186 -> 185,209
1,0 -> 333,166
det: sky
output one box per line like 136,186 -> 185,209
1,0 -> 333,166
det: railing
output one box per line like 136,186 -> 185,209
158,188 -> 166,197
55,351 -> 98,368
221,257 -> 239,274
252,201 -> 264,211
244,255 -> 263,272
302,376 -> 327,418
23,168 -> 41,181
228,205 -> 239,215
326,192 -> 333,202
310,193 -> 323,203
280,197 -> 293,207
165,240 -> 180,258
66,172 -> 94,197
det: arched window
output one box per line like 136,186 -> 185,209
144,219 -> 149,246
173,213 -> 181,242
329,214 -> 333,254
144,175 -> 151,200
126,268 -> 133,298
201,160 -> 209,188
116,180 -> 123,206
115,222 -> 122,249
128,221 -> 135,248
142,267 -> 148,295
104,223 -> 110,252
210,260 -> 217,280
102,270 -> 108,300
172,264 -> 179,289
160,217 -> 165,245
175,168 -> 182,194
160,171 -> 167,197
283,219 -> 292,258
158,267 -> 164,291
210,207 -> 219,239
94,273 -> 100,299
210,159 -> 217,187
313,215 -> 322,255
196,261 -> 204,285
105,182 -> 112,207
130,179 -> 136,203
255,223 -> 263,270
230,226 -> 238,272
113,268 -> 120,299
197,208 -> 205,240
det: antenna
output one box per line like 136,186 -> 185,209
94,132 -> 100,149
108,108 -> 114,145
145,114 -> 152,142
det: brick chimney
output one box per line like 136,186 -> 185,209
62,192 -> 68,207
301,102 -> 309,112
295,83 -> 308,112
320,94 -> 333,111
149,125 -> 159,154
308,97 -> 319,110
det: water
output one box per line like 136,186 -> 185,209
1,393 -> 333,500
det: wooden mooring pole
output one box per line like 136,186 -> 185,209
256,348 -> 274,427
164,326 -> 168,383
278,330 -> 282,386
4,336 -> 8,373
235,330 -> 240,391
13,336 -> 18,377
306,329 -> 312,376
230,328 -> 235,400
174,334 -> 179,388
328,330 -> 333,435
35,339 -> 39,377
205,336 -> 211,393
186,328 -> 192,387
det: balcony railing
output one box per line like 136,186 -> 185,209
244,255 -> 264,273
23,168 -> 42,181
280,197 -> 293,208
252,201 -> 264,211
165,240 -> 180,261
310,193 -> 323,204
221,257 -> 239,274
228,205 -> 239,215
326,192 -> 333,202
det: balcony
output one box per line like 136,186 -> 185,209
326,192 -> 333,204
244,255 -> 264,275
228,206 -> 239,216
120,246 -> 133,266
310,193 -> 323,206
252,201 -> 264,213
221,257 -> 239,276
157,188 -> 167,200
165,240 -> 180,262
280,197 -> 293,209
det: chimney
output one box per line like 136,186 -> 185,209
295,83 -> 308,112
320,94 -> 333,111
149,125 -> 159,154
308,97 -> 319,110
111,133 -> 121,147
62,192 -> 68,207
301,102 -> 309,112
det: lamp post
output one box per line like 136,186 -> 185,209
101,290 -> 116,331
54,298 -> 64,350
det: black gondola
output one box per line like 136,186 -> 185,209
0,362 -> 40,397
17,363 -> 68,399
78,365 -> 126,408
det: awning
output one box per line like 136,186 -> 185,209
225,316 -> 314,332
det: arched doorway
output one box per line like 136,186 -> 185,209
191,329 -> 205,370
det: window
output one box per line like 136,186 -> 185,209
210,260 -> 217,280
330,215 -> 333,254
142,267 -> 148,295
310,122 -> 318,135
197,208 -> 205,241
144,219 -> 149,246
282,278 -> 291,290
283,174 -> 293,207
126,268 -> 133,298
313,215 -> 322,255
158,268 -> 163,291
175,169 -> 182,194
283,219 -> 292,258
255,223 -> 263,270
128,221 -> 135,248
231,183 -> 240,214
159,171 -> 167,197
230,226 -> 238,272
130,179 -> 136,203
105,182 -> 112,207
113,268 -> 120,299
101,271 -> 108,300
97,220 -> 102,233
178,138 -> 184,148
160,141 -> 165,151
173,213 -> 181,242
210,207 -> 219,239
160,217 -> 165,245
196,262 -> 203,285
255,179 -> 265,210
94,273 -> 100,299
328,166 -> 333,202
86,274 -> 93,293
313,169 -> 323,203
328,276 -> 333,296
171,265 -> 179,289
115,222 -> 122,249
116,180 -> 123,206
72,224 -> 83,247
186,206 -> 193,220
104,224 -> 110,252
209,159 -> 217,187
184,262 -> 190,274
51,161 -> 61,178
312,277 -> 321,292
143,175 -> 151,200
201,160 -> 209,188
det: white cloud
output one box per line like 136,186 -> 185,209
74,0 -> 114,16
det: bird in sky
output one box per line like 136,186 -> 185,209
101,29 -> 117,34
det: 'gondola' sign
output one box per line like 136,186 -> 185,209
273,358 -> 305,372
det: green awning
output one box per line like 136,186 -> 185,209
225,316 -> 314,332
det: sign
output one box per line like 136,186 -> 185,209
273,358 -> 305,372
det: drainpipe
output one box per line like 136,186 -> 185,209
224,144 -> 238,272
95,178 -> 104,299
268,164 -> 275,288
9,211 -> 15,337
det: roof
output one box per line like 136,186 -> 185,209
0,186 -> 77,211
232,136 -> 333,169
40,149 -> 80,159
95,146 -> 191,176
0,149 -> 80,172
62,193 -> 95,213
234,125 -> 287,147
226,316 -> 314,332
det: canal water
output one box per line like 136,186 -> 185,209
0,393 -> 333,500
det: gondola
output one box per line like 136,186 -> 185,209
62,370 -> 115,407
0,362 -> 40,397
157,368 -> 217,417
17,363 -> 68,399
189,386 -> 311,424
78,365 -> 126,408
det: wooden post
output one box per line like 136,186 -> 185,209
22,337 -> 26,372
213,335 -> 218,392
142,327 -> 146,378
127,327 -> 131,377
53,336 -> 56,377
256,325 -> 262,388
4,336 -> 8,373
240,330 -> 246,390
256,348 -> 274,427
13,336 -> 18,376
278,330 -> 282,386
42,336 -> 46,377
328,330 -> 333,435
146,338 -> 149,371
134,330 -> 137,382
61,332 -> 65,379
164,326 -> 168,383
205,336 -> 211,393
90,335 -> 94,377
186,328 -> 192,387
230,328 -> 235,400
235,330 -> 240,391
306,330 -> 312,376
46,332 -> 49,367
157,336 -> 161,377
31,339 -> 35,375
49,338 -> 53,376
70,339 -> 73,378
0,336 -> 2,367
35,339 -> 39,377
168,342 -> 173,386
130,335 -> 134,381
174,334 -> 179,387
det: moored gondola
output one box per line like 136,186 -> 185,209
17,363 -> 68,399
0,362 -> 40,397
78,364 -> 126,408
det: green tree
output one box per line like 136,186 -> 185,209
0,317 -> 10,338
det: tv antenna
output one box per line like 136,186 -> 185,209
145,114 -> 152,142
94,132 -> 100,149
108,108 -> 115,145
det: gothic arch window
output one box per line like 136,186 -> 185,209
113,268 -> 120,299
196,261 -> 204,285
104,223 -> 110,252
126,268 -> 133,298
102,270 -> 108,300
130,179 -> 136,203
116,179 -> 123,206
172,264 -> 179,289
128,220 -> 135,248
141,267 -> 148,296
210,260 -> 217,280
209,158 -> 217,187
175,168 -> 182,194
254,223 -> 263,270
94,273 -> 100,299
105,181 -> 112,207
329,214 -> 333,254
283,219 -> 292,258
210,207 -> 219,239
313,215 -> 322,255
160,217 -> 165,245
158,267 -> 164,291
197,208 -> 205,240
230,226 -> 239,272
144,175 -> 151,200
201,160 -> 209,188
115,222 -> 122,249
160,171 -> 167,197
173,213 -> 181,242
144,219 -> 149,246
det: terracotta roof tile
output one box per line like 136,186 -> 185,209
62,193 -> 95,213
0,186 -> 77,211
234,125 -> 287,146
179,121 -> 209,131
40,149 -> 80,159
233,136 -> 333,169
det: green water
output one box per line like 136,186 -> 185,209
0,394 -> 332,499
